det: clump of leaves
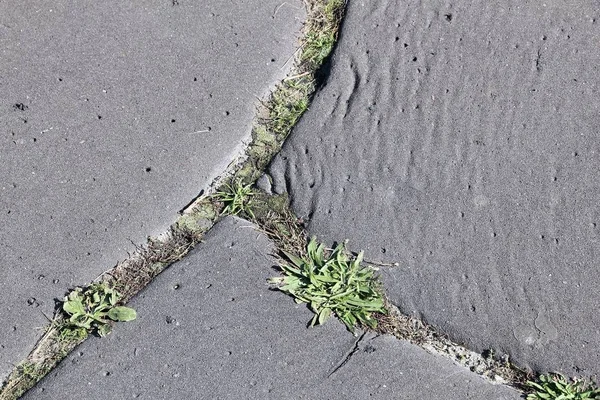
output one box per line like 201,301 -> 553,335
62,283 -> 137,337
526,373 -> 600,400
213,179 -> 256,219
269,237 -> 386,333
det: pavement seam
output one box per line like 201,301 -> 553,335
2,0 -> 591,398
0,1 -> 346,399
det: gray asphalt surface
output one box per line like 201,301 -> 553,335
22,217 -> 522,400
0,0 -> 304,380
269,0 -> 600,375
4,0 -> 597,398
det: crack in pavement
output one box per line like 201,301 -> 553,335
327,331 -> 369,378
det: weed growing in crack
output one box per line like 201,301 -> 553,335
212,179 -> 256,220
269,236 -> 386,333
0,1 -> 348,398
61,283 -> 136,337
526,373 -> 600,400
267,80 -> 310,139
301,0 -> 345,70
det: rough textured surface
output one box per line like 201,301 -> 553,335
311,333 -> 521,400
22,217 -> 521,400
270,0 -> 600,375
0,0 -> 304,380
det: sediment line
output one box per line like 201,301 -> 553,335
0,2 -> 346,399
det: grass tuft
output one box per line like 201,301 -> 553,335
269,236 -> 387,334
212,179 -> 256,220
301,0 -> 345,71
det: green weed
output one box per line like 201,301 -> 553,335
526,373 -> 600,400
62,283 -> 136,337
212,179 -> 256,219
269,236 -> 386,333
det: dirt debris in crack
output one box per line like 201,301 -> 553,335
0,2 -> 348,399
371,297 -> 530,388
225,189 -> 530,390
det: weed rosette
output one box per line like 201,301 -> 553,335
269,237 -> 387,333
61,283 -> 137,337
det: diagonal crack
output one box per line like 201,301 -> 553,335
327,331 -> 369,378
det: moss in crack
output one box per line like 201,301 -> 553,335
0,322 -> 83,400
0,1 -> 348,398
210,0 -> 346,187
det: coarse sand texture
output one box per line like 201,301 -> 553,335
270,0 -> 600,375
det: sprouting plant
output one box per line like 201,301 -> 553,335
269,237 -> 386,333
267,81 -> 310,139
301,0 -> 345,69
526,373 -> 600,400
62,283 -> 137,337
213,179 -> 256,219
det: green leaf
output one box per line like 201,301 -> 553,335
71,314 -> 92,329
309,301 -> 320,313
97,323 -> 112,337
282,250 -> 305,269
280,263 -> 303,277
345,297 -> 384,309
318,307 -> 331,325
107,306 -> 137,322
309,312 -> 319,327
109,290 -> 119,306
63,300 -> 85,316
307,237 -> 318,259
329,288 -> 354,300
314,273 -> 338,283
354,251 -> 364,268
339,312 -> 357,332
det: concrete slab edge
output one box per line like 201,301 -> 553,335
3,1 -> 596,399
0,1 -> 347,399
